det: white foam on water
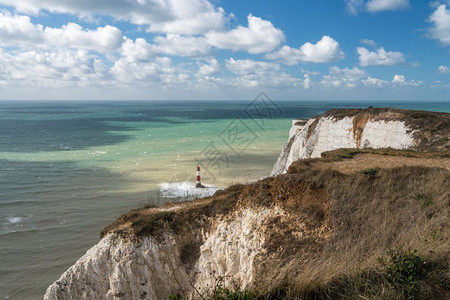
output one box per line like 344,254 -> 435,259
159,182 -> 221,199
8,217 -> 22,224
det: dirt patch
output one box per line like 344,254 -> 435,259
305,118 -> 319,142
352,113 -> 370,148
289,148 -> 450,175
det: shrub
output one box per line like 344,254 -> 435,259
383,249 -> 425,299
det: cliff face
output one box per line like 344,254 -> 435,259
45,204 -> 313,300
45,108 -> 450,300
271,108 -> 449,175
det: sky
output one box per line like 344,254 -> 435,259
0,0 -> 450,101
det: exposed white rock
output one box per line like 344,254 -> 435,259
271,115 -> 415,175
45,207 -> 284,300
44,233 -> 191,300
194,207 -> 282,295
360,120 -> 415,149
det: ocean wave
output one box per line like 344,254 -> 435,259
8,217 -> 23,224
159,182 -> 221,199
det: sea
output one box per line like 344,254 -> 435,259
0,99 -> 449,299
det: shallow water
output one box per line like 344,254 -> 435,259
0,100 -> 448,299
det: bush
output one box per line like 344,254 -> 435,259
383,249 -> 425,299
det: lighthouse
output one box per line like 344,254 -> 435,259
195,165 -> 204,188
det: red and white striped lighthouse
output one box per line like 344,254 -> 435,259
195,165 -> 202,188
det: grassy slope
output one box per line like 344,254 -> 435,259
103,149 -> 450,299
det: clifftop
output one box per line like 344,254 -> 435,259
46,148 -> 450,300
271,108 -> 449,175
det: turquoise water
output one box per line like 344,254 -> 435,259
0,100 -> 448,299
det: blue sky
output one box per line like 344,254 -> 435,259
0,0 -> 449,101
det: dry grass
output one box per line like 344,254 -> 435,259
255,162 -> 450,299
102,149 -> 449,299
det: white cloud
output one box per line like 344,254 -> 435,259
266,36 -> 344,65
345,0 -> 365,15
303,74 -> 311,89
362,76 -> 388,87
225,58 -> 280,75
224,58 -> 300,88
0,11 -> 44,46
154,34 -> 211,57
0,48 -> 108,86
0,11 -> 124,53
345,0 -> 410,15
147,0 -> 227,35
366,0 -> 410,13
120,38 -> 156,63
392,74 -> 421,86
206,14 -> 285,54
197,59 -> 220,76
44,23 -> 123,52
438,65 -> 450,73
392,74 -> 406,83
111,55 -> 190,86
320,66 -> 419,89
360,39 -> 377,48
428,4 -> 450,46
0,0 -> 227,35
357,47 -> 406,66
321,66 -> 367,88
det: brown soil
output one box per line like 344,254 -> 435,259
315,151 -> 450,174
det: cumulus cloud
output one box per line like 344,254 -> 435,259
428,4 -> 450,46
197,59 -> 220,76
438,65 -> 450,74
0,0 -> 227,35
0,11 -> 44,46
362,76 -> 388,87
206,14 -> 285,54
0,11 -> 124,52
44,23 -> 123,52
321,66 -> 367,88
345,0 -> 410,15
153,34 -> 211,57
392,74 -> 421,86
225,58 -> 280,75
224,58 -> 300,88
147,0 -> 227,35
111,55 -> 191,85
0,48 -> 108,85
357,47 -> 406,66
120,38 -> 156,63
392,74 -> 406,83
266,36 -> 344,65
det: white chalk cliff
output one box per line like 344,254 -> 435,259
44,206 -> 291,300
271,111 -> 420,175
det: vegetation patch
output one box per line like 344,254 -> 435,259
413,192 -> 434,208
361,167 -> 378,176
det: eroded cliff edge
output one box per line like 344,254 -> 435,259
45,109 -> 450,300
271,108 -> 449,175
